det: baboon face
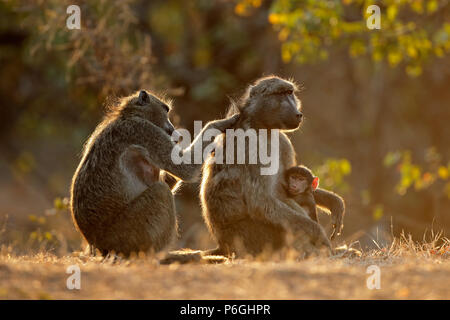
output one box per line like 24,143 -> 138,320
249,77 -> 303,130
288,174 -> 309,195
130,90 -> 175,136
285,166 -> 319,195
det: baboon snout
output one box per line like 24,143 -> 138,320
288,111 -> 303,128
164,121 -> 176,136
169,126 -> 182,142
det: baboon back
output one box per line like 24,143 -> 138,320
71,121 -> 177,256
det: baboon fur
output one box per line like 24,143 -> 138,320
70,90 -> 238,257
200,76 -> 333,258
283,165 -> 346,239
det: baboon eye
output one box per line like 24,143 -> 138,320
162,104 -> 170,113
273,89 -> 293,96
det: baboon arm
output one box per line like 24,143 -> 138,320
266,197 -> 312,226
270,197 -> 330,248
313,188 -> 345,239
132,115 -> 239,183
248,193 -> 329,247
305,201 -> 318,222
129,124 -> 196,182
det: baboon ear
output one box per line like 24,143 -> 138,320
311,177 -> 319,191
138,90 -> 150,105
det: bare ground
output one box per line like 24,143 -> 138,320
0,242 -> 449,300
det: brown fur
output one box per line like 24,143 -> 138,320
313,188 -> 346,239
200,76 -> 331,258
283,165 -> 319,222
70,90 -> 238,256
283,165 -> 346,239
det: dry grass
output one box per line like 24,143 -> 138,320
0,235 -> 448,300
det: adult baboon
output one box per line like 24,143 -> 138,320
200,76 -> 334,257
70,90 -> 238,256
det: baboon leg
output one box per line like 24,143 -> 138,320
86,244 -> 98,256
159,217 -> 283,264
210,218 -> 285,257
97,182 -> 176,256
126,182 -> 177,254
203,193 -> 288,257
208,209 -> 329,258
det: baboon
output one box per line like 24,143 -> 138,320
283,165 -> 320,222
200,76 -> 336,258
70,90 -> 238,257
283,165 -> 345,239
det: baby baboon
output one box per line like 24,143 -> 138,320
70,90 -> 238,257
283,165 -> 345,239
283,165 -> 320,222
200,76 -> 332,258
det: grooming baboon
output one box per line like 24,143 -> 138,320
70,90 -> 238,257
283,165 -> 345,240
200,76 -> 335,258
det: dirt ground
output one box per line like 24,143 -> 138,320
0,249 -> 448,300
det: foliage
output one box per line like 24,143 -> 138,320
23,197 -> 79,254
233,0 -> 450,229
384,148 -> 450,197
366,231 -> 449,259
313,158 -> 352,193
19,0 -> 155,96
240,0 -> 450,77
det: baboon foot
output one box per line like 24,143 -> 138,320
331,245 -> 362,258
101,252 -> 124,264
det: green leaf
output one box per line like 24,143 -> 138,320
373,205 -> 384,221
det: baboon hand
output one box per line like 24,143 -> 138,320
330,213 -> 344,240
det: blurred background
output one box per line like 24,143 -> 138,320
0,0 -> 449,254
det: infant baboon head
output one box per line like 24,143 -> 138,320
241,76 -> 303,130
285,165 -> 319,195
116,90 -> 175,136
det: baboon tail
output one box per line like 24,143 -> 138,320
203,247 -> 226,256
159,248 -> 228,265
